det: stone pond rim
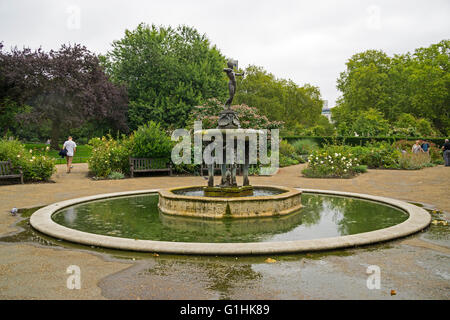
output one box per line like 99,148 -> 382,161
29,188 -> 432,255
157,185 -> 303,218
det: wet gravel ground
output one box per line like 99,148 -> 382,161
97,236 -> 449,300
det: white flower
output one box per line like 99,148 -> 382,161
334,153 -> 338,157
344,169 -> 347,172
29,149 -> 33,153
32,156 -> 35,160
17,154 -> 21,158
46,146 -> 50,151
320,161 -> 323,164
331,166 -> 334,169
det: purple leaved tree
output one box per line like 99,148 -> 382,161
0,43 -> 128,148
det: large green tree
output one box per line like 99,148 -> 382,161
335,40 -> 449,135
234,65 -> 323,130
102,23 -> 228,130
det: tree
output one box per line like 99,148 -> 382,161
336,40 -> 449,135
102,23 -> 228,130
333,108 -> 389,137
234,65 -> 323,131
0,43 -> 128,148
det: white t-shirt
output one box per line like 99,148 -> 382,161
63,140 -> 77,157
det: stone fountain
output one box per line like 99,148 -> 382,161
158,60 -> 302,218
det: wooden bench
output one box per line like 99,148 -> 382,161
129,157 -> 172,178
0,159 -> 23,184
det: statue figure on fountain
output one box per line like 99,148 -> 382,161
218,60 -> 244,129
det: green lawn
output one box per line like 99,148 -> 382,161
24,143 -> 92,164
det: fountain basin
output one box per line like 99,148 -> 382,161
158,185 -> 302,218
29,189 -> 431,255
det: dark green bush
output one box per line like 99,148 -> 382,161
132,121 -> 173,160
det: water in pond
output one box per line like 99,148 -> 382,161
51,193 -> 409,243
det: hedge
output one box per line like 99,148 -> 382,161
282,136 -> 448,147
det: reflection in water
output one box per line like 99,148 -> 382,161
64,207 -> 77,224
52,194 -> 408,243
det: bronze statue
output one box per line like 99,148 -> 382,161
218,60 -> 243,129
223,60 -> 244,109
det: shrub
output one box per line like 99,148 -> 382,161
358,141 -> 401,169
290,139 -> 319,155
0,138 -> 56,181
303,146 -> 363,178
398,152 -> 433,170
278,140 -> 302,167
132,121 -> 173,160
88,135 -> 133,178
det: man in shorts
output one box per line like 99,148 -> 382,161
63,136 -> 77,173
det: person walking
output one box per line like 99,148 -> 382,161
63,136 -> 77,173
411,140 -> 423,154
421,140 -> 430,155
442,139 -> 450,167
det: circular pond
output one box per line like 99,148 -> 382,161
52,193 -> 408,243
30,189 -> 431,255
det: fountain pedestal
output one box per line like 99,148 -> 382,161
158,185 -> 302,219
204,185 -> 254,197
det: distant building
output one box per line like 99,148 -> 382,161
321,100 -> 333,123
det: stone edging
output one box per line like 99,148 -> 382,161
29,188 -> 431,255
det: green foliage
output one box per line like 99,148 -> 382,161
0,138 -> 56,181
398,153 -> 433,170
303,146 -> 363,178
88,135 -> 134,178
282,136 -> 448,149
132,121 -> 173,159
290,139 -> 319,155
334,108 -> 390,137
234,65 -> 323,132
355,141 -> 402,169
335,40 -> 449,135
102,23 -> 228,130
390,113 -> 439,137
277,139 -> 309,167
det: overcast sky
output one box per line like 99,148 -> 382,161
1,0 -> 449,106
